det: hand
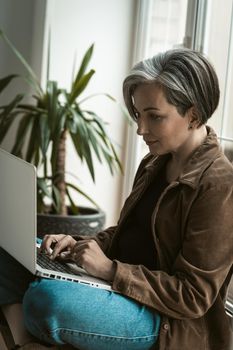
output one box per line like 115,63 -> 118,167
71,239 -> 116,281
40,234 -> 77,259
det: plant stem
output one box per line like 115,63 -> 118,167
54,129 -> 67,215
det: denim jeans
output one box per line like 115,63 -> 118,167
0,247 -> 161,350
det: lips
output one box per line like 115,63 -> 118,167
145,140 -> 157,146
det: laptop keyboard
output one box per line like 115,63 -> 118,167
37,251 -> 72,274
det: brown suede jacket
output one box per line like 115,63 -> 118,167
79,127 -> 233,350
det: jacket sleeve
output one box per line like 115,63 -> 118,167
111,184 -> 233,319
73,225 -> 117,252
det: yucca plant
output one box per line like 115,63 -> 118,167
0,30 -> 122,216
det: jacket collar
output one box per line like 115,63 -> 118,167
144,126 -> 222,189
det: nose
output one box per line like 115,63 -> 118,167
136,116 -> 149,136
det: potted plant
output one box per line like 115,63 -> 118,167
0,30 -> 122,237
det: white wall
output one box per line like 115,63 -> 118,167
42,0 -> 136,227
0,0 -> 39,150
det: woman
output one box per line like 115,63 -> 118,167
1,48 -> 233,350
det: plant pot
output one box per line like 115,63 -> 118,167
37,207 -> 105,238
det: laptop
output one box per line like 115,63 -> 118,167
0,147 -> 112,291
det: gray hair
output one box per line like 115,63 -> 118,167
123,48 -> 220,123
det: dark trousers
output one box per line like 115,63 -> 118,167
0,247 -> 34,305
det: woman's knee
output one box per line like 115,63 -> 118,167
23,279 -> 62,339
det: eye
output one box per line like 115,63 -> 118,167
149,113 -> 162,121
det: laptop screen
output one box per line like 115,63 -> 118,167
0,148 -> 37,274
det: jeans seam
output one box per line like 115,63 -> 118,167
49,327 -> 158,342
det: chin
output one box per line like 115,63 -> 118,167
149,145 -> 163,155
149,147 -> 169,157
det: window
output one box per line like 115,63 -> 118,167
203,0 -> 233,161
141,0 -> 189,159
149,0 -> 188,54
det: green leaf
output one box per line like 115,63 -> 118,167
34,147 -> 40,168
69,108 -> 122,179
110,142 -> 123,173
25,115 -> 40,163
72,43 -> 94,89
17,103 -> 45,114
66,187 -> 79,215
0,30 -> 43,96
0,93 -> 24,116
84,111 -> 109,146
39,114 -> 50,157
86,124 -> 102,163
0,94 -> 25,144
37,177 -> 52,213
52,184 -> 61,213
99,145 -> 114,174
45,81 -> 67,173
68,109 -> 88,160
0,74 -> 18,94
37,177 -> 52,198
69,69 -> 95,104
70,130 -> 95,181
11,113 -> 33,156
69,113 -> 96,181
46,80 -> 60,133
0,111 -> 21,144
50,110 -> 66,173
79,93 -> 132,124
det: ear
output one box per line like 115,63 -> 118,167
187,106 -> 201,129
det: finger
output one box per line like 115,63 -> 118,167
71,250 -> 85,268
50,235 -> 75,260
71,241 -> 87,253
57,250 -> 74,263
71,239 -> 95,254
59,251 -> 72,259
71,243 -> 99,268
40,234 -> 61,254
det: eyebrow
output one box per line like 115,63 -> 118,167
143,107 -> 160,112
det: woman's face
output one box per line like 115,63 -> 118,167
133,84 -> 192,156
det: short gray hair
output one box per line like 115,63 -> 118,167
123,48 -> 220,123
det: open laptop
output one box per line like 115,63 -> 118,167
0,147 -> 112,291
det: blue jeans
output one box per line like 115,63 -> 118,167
0,247 -> 161,350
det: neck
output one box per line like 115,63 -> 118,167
170,125 -> 207,166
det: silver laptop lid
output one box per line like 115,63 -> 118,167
0,148 -> 37,274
